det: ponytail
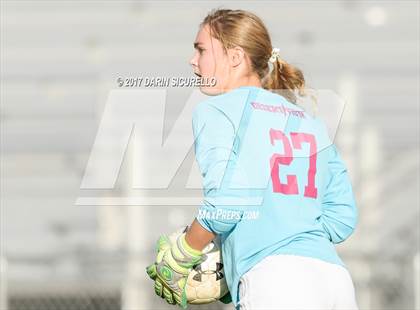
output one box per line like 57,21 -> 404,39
262,57 -> 307,104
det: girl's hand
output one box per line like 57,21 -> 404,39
146,232 -> 203,308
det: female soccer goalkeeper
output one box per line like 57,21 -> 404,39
147,8 -> 359,310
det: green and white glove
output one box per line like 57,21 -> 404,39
146,232 -> 203,308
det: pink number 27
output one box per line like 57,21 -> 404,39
269,128 -> 318,199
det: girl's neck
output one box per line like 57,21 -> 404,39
226,75 -> 262,92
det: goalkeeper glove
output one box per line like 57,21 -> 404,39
146,232 -> 203,308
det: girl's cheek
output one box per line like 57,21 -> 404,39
198,57 -> 205,70
200,60 -> 210,76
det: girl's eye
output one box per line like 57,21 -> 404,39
198,48 -> 204,54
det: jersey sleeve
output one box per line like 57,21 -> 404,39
192,103 -> 250,235
319,144 -> 358,244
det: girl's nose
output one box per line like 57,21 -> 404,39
189,53 -> 198,67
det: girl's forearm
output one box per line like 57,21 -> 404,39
185,219 -> 216,251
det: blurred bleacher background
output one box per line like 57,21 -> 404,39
1,1 -> 419,309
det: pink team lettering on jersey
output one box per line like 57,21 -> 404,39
251,101 -> 305,118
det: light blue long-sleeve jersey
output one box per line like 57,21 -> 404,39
192,86 -> 358,307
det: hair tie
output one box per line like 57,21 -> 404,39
268,47 -> 280,63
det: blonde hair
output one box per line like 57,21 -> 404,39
201,8 -> 311,104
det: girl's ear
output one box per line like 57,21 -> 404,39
228,46 -> 245,68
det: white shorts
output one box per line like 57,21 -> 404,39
238,254 -> 358,310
